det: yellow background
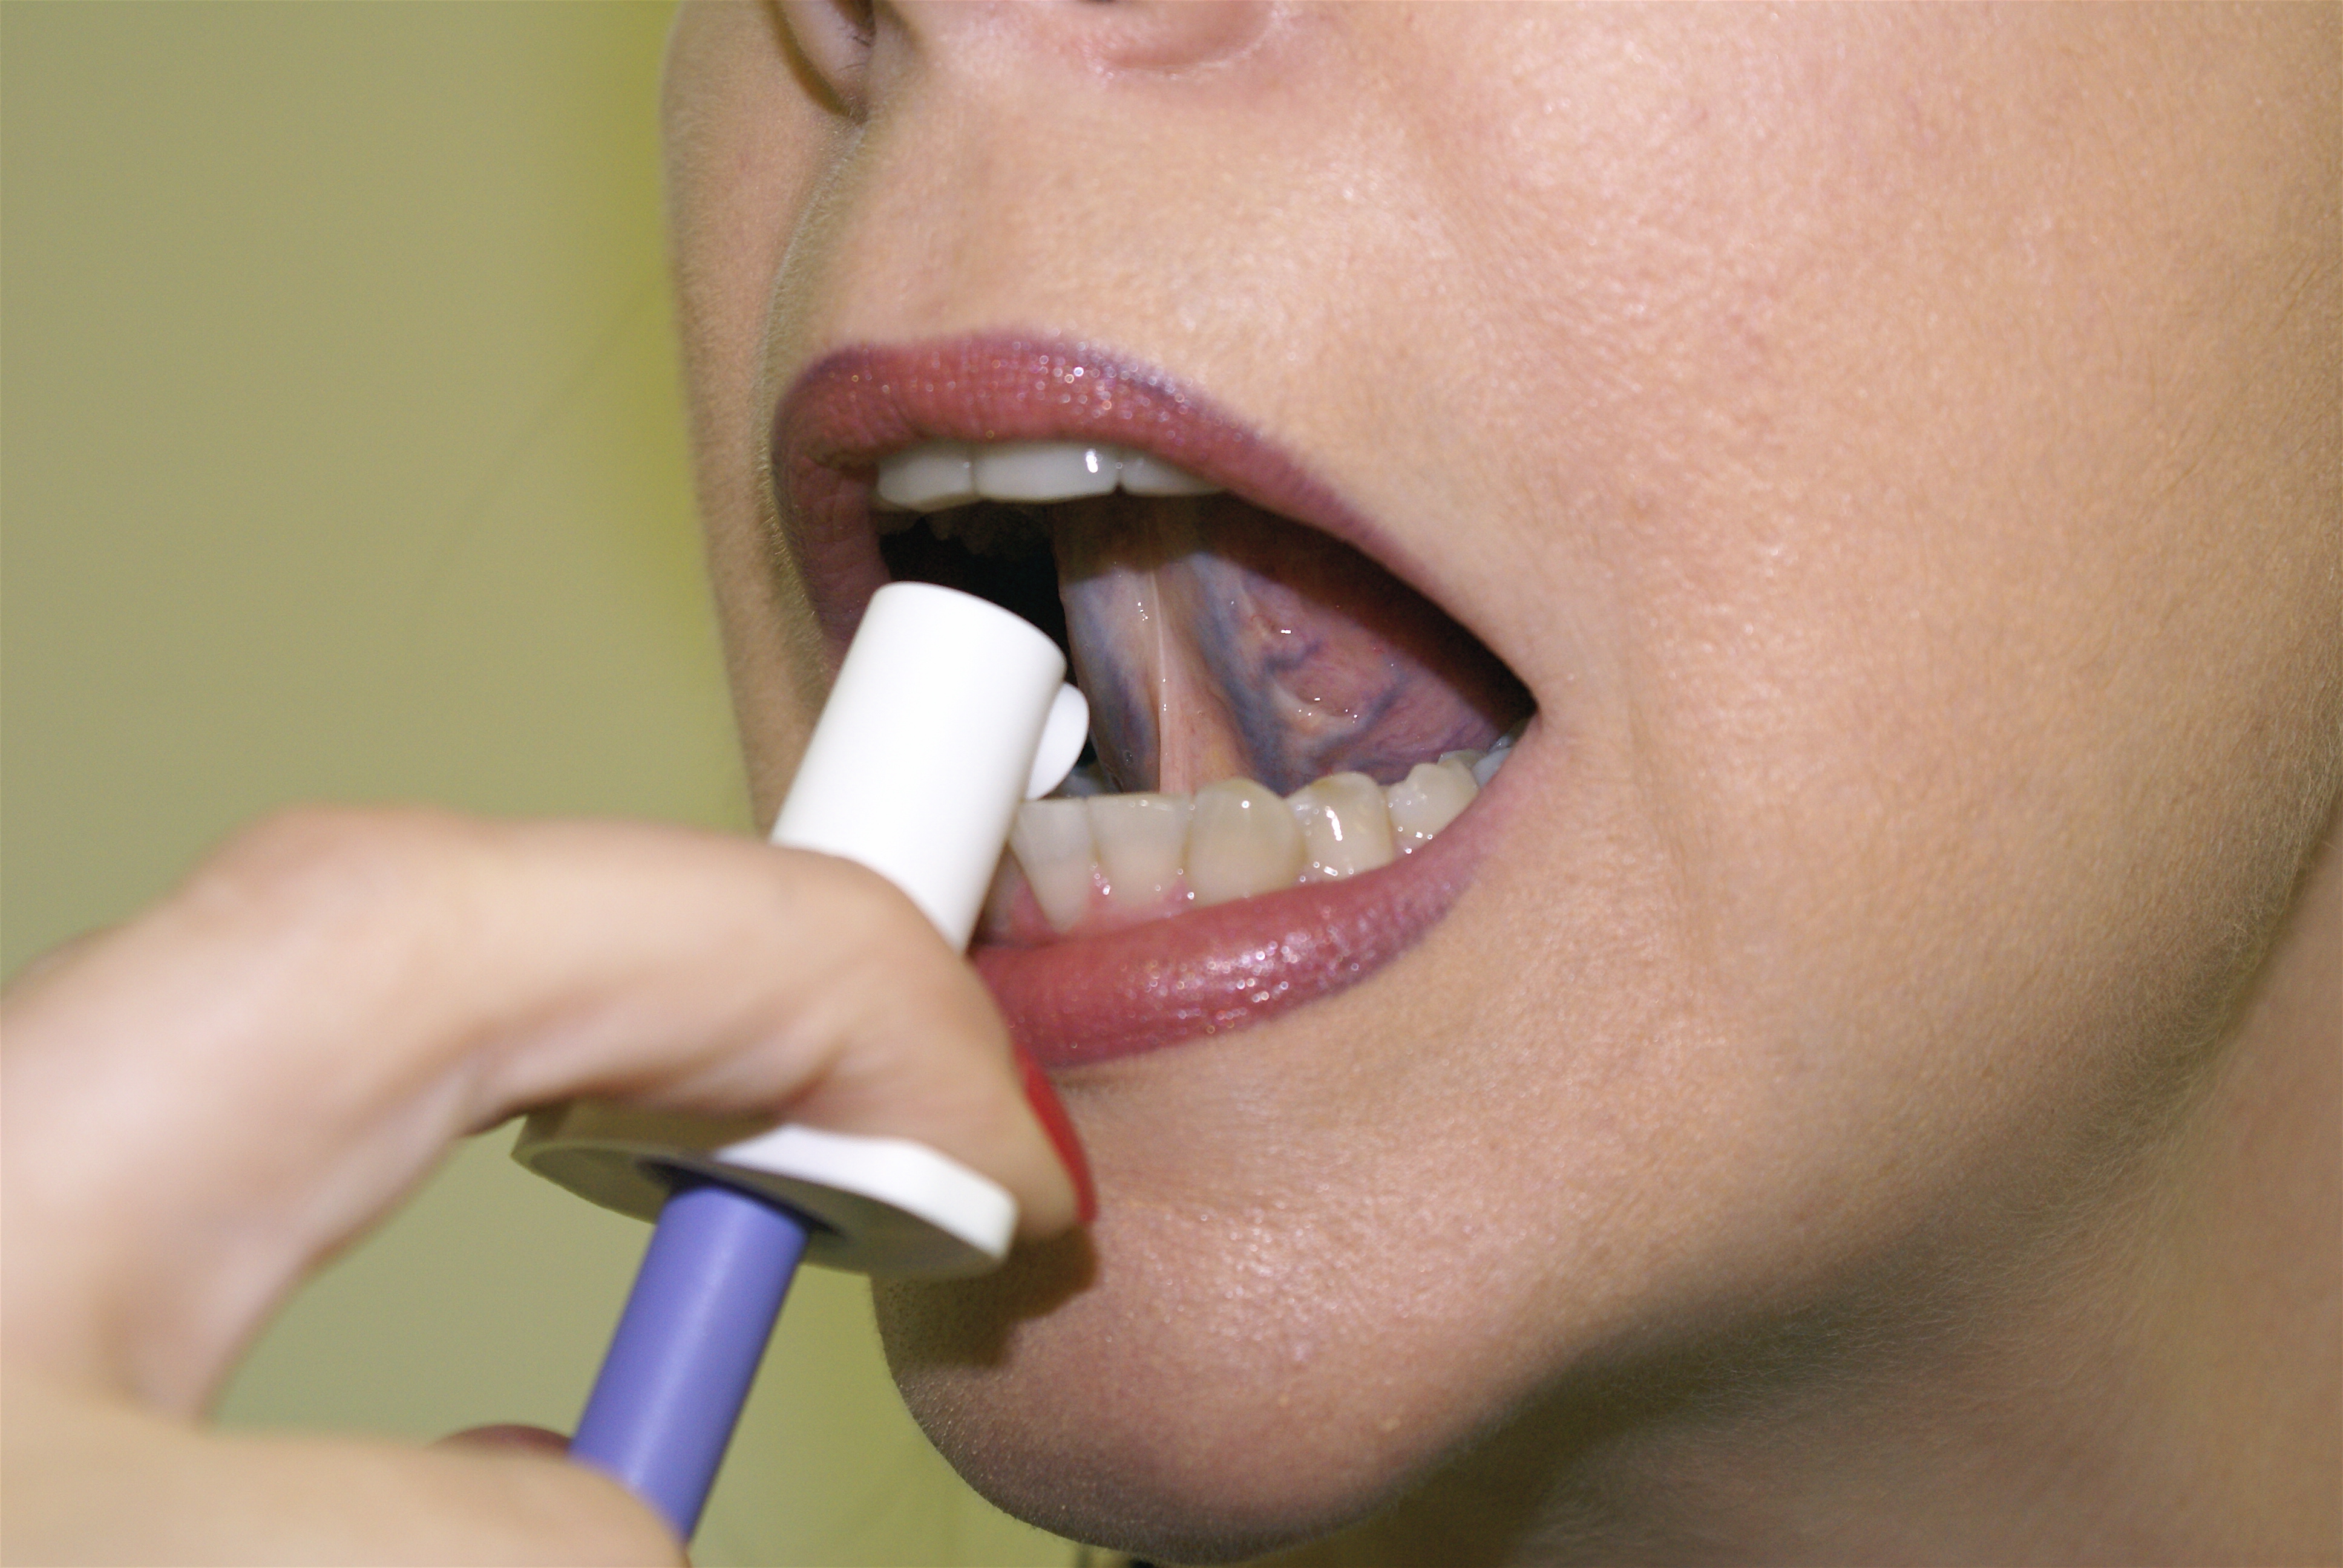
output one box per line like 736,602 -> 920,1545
2,5 -> 1072,1563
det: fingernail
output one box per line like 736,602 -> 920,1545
436,1424 -> 573,1457
1013,1040 -> 1095,1225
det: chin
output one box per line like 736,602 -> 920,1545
876,1212 -> 1480,1565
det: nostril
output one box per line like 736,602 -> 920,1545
778,0 -> 874,114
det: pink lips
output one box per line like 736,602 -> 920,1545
770,335 -> 1500,1069
977,796 -> 1495,1068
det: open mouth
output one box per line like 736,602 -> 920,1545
772,339 -> 1533,1068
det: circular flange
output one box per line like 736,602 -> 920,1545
514,1102 -> 1015,1279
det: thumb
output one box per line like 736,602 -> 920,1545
7,1383 -> 683,1567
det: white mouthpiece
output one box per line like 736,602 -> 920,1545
516,582 -> 1088,1276
769,581 -> 1083,948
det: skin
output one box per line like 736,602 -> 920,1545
668,4 -> 2340,1564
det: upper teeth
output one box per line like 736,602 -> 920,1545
875,440 -> 1224,512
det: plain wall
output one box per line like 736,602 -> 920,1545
2,5 -> 1072,1563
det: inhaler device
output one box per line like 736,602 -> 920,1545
514,582 -> 1089,1536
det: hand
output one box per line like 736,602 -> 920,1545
2,808 -> 1083,1565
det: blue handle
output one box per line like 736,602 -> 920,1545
568,1180 -> 812,1539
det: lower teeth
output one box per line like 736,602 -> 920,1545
998,727 -> 1518,936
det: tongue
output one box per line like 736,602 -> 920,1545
1052,495 -> 1526,795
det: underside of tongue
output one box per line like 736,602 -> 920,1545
1052,495 -> 1527,795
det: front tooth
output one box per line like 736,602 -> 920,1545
1289,772 -> 1397,881
973,442 -> 1119,503
1115,448 -> 1222,497
1009,799 -> 1099,932
1386,757 -> 1480,852
876,442 -> 977,510
1087,792 -> 1191,915
1187,777 -> 1305,906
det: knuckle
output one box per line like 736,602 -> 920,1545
187,805 -> 471,943
767,849 -> 992,1025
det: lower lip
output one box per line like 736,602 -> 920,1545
974,779 -> 1504,1069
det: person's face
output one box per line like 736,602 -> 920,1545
666,4 -> 2338,1557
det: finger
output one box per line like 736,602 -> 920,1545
5,1382 -> 683,1567
1,808 -> 1078,1414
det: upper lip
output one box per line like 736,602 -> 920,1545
768,333 -> 1446,659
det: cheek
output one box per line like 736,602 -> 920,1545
664,3 -> 845,803
1412,7 -> 2336,1073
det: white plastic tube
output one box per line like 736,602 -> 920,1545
771,580 -> 1088,948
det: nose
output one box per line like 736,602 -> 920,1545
781,0 -> 1272,111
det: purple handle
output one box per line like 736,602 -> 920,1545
568,1180 -> 811,1539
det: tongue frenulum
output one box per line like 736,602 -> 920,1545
1052,494 -> 1522,796
978,494 -> 1526,942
